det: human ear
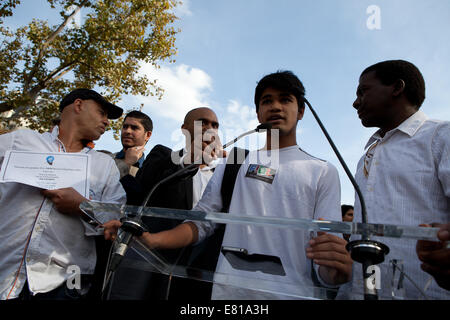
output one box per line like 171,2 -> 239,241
392,79 -> 406,97
297,106 -> 305,121
73,98 -> 84,114
256,108 -> 263,124
145,131 -> 152,142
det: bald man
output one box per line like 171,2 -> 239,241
108,107 -> 225,299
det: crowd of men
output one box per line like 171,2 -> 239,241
0,59 -> 448,300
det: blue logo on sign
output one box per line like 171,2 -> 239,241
46,156 -> 55,165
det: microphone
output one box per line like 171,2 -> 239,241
106,123 -> 272,275
223,123 -> 272,148
302,98 -> 389,300
256,122 -> 273,131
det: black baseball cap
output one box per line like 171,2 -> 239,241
59,88 -> 123,119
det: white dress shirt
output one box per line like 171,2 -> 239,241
177,148 -> 216,207
349,111 -> 450,299
0,127 -> 126,299
192,165 -> 215,208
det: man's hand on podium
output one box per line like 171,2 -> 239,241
103,219 -> 122,241
306,231 -> 353,286
416,223 -> 450,291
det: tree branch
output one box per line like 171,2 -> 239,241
42,60 -> 77,84
47,66 -> 73,83
25,0 -> 89,90
1,103 -> 28,118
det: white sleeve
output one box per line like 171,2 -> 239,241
313,162 -> 342,221
433,122 -> 450,199
82,157 -> 126,235
313,161 -> 344,288
190,160 -> 227,244
96,159 -> 126,222
0,131 -> 16,166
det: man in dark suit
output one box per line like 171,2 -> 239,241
109,107 -> 224,299
130,107 -> 220,210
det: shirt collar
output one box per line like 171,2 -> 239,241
115,149 -> 126,159
364,110 -> 428,149
50,125 -> 60,141
51,125 -> 95,152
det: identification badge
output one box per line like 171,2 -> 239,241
245,164 -> 277,184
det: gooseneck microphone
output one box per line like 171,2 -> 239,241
223,122 -> 272,148
303,98 -> 389,300
105,123 -> 272,276
303,99 -> 368,224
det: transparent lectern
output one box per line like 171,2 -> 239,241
80,201 -> 448,300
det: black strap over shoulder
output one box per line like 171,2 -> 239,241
181,147 -> 249,299
220,147 -> 249,213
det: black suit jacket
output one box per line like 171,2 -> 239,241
116,145 -> 197,262
111,145 -> 215,299
136,145 -> 194,210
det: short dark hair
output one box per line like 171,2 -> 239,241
51,118 -> 61,126
124,110 -> 153,132
254,70 -> 306,112
341,204 -> 354,217
361,60 -> 425,109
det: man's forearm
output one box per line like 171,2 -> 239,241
140,222 -> 199,250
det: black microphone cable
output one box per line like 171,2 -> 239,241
303,98 -> 368,225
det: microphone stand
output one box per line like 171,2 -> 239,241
304,98 -> 389,300
102,123 -> 272,297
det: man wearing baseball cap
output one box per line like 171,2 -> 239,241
0,88 -> 126,300
59,88 -> 123,120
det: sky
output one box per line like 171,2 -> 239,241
6,0 -> 450,206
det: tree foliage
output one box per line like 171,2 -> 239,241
0,1 -> 20,20
0,0 -> 180,137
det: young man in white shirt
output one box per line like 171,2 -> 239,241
0,89 -> 126,300
105,71 -> 352,299
349,60 -> 450,299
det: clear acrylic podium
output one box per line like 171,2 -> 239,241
81,201 -> 447,300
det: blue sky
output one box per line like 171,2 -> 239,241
6,0 -> 450,206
